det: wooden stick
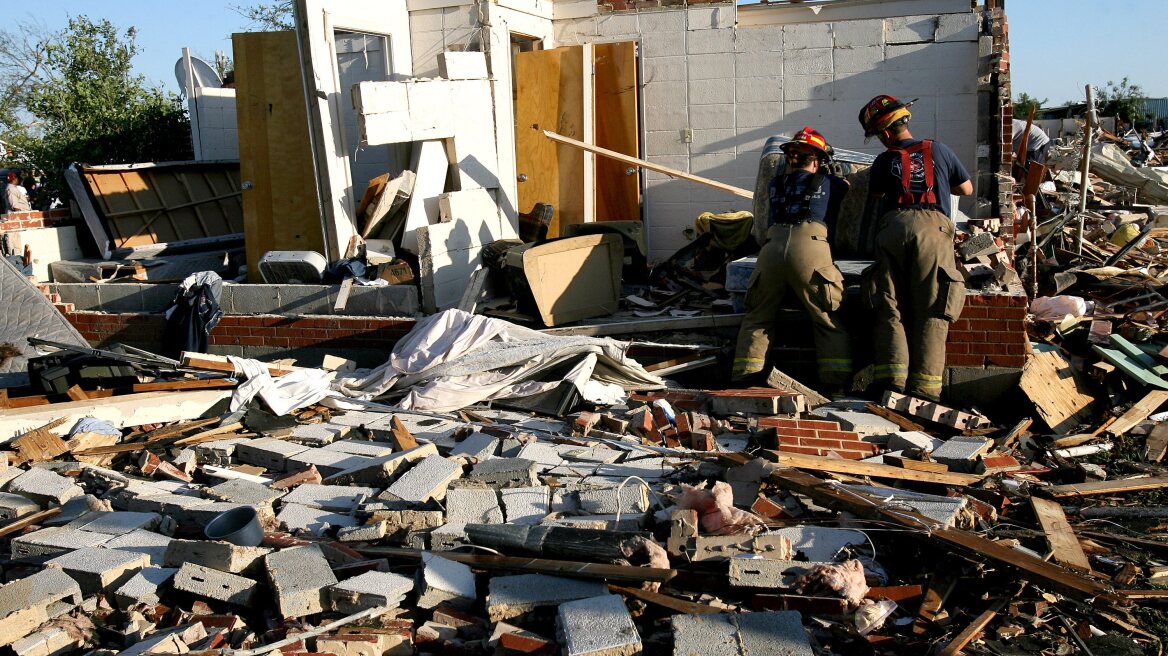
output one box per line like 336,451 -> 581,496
0,508 -> 62,537
863,402 -> 927,433
1030,497 -> 1091,572
1045,476 -> 1168,498
542,129 -> 753,199
608,585 -> 725,614
764,451 -> 982,486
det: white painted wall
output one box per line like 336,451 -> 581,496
189,88 -> 240,161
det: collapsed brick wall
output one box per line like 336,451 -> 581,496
758,417 -> 878,460
977,2 -> 1015,233
0,209 -> 73,232
946,290 -> 1029,369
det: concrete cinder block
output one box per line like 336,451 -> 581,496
164,539 -> 270,574
103,528 -> 174,566
172,562 -> 258,606
735,76 -> 783,104
728,557 -> 828,590
289,423 -> 350,447
234,438 -> 310,472
384,455 -> 461,504
887,431 -> 944,453
823,410 -> 900,437
325,443 -> 439,487
265,545 -> 339,618
736,610 -> 814,655
785,51 -> 833,76
6,468 -> 82,506
337,520 -> 388,543
643,56 -> 687,84
11,626 -> 82,656
576,486 -> 649,515
283,483 -> 378,512
204,478 -> 284,506
931,436 -> 992,472
329,571 -> 414,614
487,574 -> 609,622
446,486 -> 504,524
832,19 -> 883,48
438,51 -> 488,79
501,486 -> 550,525
735,24 -> 783,53
689,79 -> 737,107
9,527 -> 111,564
639,9 -> 686,33
687,53 -> 734,82
277,502 -> 360,536
833,45 -> 886,75
45,547 -> 149,595
0,492 -> 40,520
286,449 -> 373,478
417,552 -> 476,609
556,594 -> 641,656
784,22 -> 832,48
323,439 -> 396,458
449,432 -> 499,461
76,511 -> 160,535
783,74 -> 833,102
687,6 -> 734,31
114,567 -> 176,608
885,15 -> 938,44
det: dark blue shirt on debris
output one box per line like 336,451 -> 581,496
767,170 -> 848,229
869,138 -> 971,218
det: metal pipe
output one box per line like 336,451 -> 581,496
1077,85 -> 1096,255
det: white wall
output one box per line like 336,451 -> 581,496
189,88 -> 240,161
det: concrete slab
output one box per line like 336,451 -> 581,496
556,594 -> 641,656
5,468 -> 83,506
328,571 -> 414,613
445,486 -> 503,524
114,567 -> 177,607
163,539 -> 270,574
487,574 -> 609,621
45,547 -> 150,595
172,562 -> 258,606
204,479 -> 284,506
469,457 -> 539,488
103,529 -> 174,566
283,483 -> 378,512
501,486 -> 550,525
417,552 -> 476,609
384,455 -> 461,503
286,449 -> 374,478
824,410 -> 900,437
265,545 -> 339,618
276,502 -> 359,535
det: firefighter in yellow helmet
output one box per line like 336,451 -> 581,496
732,127 -> 852,393
858,95 -> 973,401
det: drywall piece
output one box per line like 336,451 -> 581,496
283,483 -> 378,512
163,539 -> 271,574
114,567 -> 177,607
486,573 -> 609,621
824,410 -> 901,437
9,527 -> 111,564
328,571 -> 414,613
205,479 -> 285,506
577,486 -> 650,515
77,511 -> 160,535
384,454 -> 461,503
6,468 -> 83,506
265,544 -> 339,618
450,432 -> 500,461
446,486 -> 505,524
556,594 -> 641,656
228,437 -> 311,472
469,457 -> 540,487
285,449 -> 374,478
324,442 -> 439,486
0,391 -> 230,444
399,139 -> 452,255
276,502 -> 360,536
501,486 -> 551,525
295,0 -> 413,261
727,557 -> 825,589
438,51 -> 489,79
45,547 -> 150,595
418,552 -> 477,609
172,563 -> 258,606
769,527 -> 868,562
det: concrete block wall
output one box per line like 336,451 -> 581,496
190,88 -> 239,161
552,4 -> 981,261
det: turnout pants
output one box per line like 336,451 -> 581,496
866,208 -> 965,400
733,222 -> 852,387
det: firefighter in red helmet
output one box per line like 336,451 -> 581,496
732,126 -> 852,393
858,95 -> 973,401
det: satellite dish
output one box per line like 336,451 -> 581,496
174,56 -> 223,94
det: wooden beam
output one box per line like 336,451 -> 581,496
65,385 -> 89,401
181,352 -> 299,377
1030,497 -> 1091,572
608,585 -> 725,615
1147,423 -> 1168,462
763,451 -> 982,486
357,547 -> 675,584
543,129 -> 753,199
1108,390 -> 1168,436
863,402 -> 928,433
388,416 -> 419,451
913,573 -> 955,635
0,508 -> 62,537
1045,476 -> 1168,498
937,605 -> 1002,656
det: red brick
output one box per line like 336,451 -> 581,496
959,306 -> 989,319
985,354 -> 1027,368
775,427 -> 817,439
800,438 -> 845,449
817,430 -> 861,441
797,419 -> 840,430
757,417 -> 800,429
827,449 -> 870,460
778,445 -> 824,457
987,306 -> 1027,319
946,342 -> 970,354
751,495 -> 788,519
947,354 -> 986,367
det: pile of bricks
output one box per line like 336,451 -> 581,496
758,418 -> 879,460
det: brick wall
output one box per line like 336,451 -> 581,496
758,417 -> 879,460
946,290 -> 1030,369
0,209 -> 72,232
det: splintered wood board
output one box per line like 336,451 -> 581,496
1030,496 -> 1091,572
1019,350 -> 1096,434
1108,390 -> 1168,436
1045,476 -> 1168,498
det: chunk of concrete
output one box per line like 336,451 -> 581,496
276,502 -> 360,536
823,410 -> 900,437
556,594 -> 641,656
768,527 -> 867,562
672,611 -> 812,656
11,626 -> 83,656
384,455 -> 461,504
887,431 -> 944,453
114,567 -> 177,608
487,574 -> 608,621
727,558 -> 827,590
449,432 -> 499,460
445,486 -> 503,524
324,443 -> 439,487
204,479 -> 284,506
671,613 -> 739,656
103,528 -> 174,566
283,483 -> 378,512
515,443 -> 564,470
265,545 -> 338,618
5,468 -> 82,506
0,492 -> 40,520
289,423 -> 350,447
45,547 -> 150,595
337,520 -> 389,543
844,484 -> 967,527
501,486 -> 550,525
328,571 -> 413,613
10,527 -> 111,563
164,539 -> 270,574
469,457 -> 539,488
193,437 -> 253,466
286,449 -> 374,478
577,486 -> 650,515
931,436 -> 992,472
76,511 -> 160,535
172,562 -> 258,606
234,438 -> 310,472
417,552 -> 476,609
322,439 -> 396,458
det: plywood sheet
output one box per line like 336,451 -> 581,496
1019,350 -> 1096,434
234,30 -> 324,282
593,41 -> 640,222
515,46 -> 585,237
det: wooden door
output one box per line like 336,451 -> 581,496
234,31 -> 323,282
593,42 -> 640,222
515,46 -> 586,238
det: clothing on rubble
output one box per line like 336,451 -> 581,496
161,271 -> 223,359
694,211 -> 755,251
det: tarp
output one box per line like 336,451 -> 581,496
333,309 -> 666,412
0,257 -> 88,387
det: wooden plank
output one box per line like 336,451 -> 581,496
516,46 -> 586,238
1146,422 -> 1168,462
1030,497 -> 1091,572
771,469 -> 1121,604
766,367 -> 830,408
0,508 -> 62,538
357,547 -> 675,584
763,451 -> 982,486
609,585 -> 725,615
592,41 -> 640,222
1045,476 -> 1168,498
1107,389 -> 1168,436
1093,345 -> 1168,390
65,385 -> 88,401
181,352 -> 299,377
10,418 -> 70,463
234,30 -> 324,282
995,417 -> 1033,450
937,606 -> 1001,656
883,455 -> 951,473
388,416 -> 418,451
863,402 -> 928,433
1110,334 -> 1168,376
1019,350 -> 1098,433
913,574 -> 954,635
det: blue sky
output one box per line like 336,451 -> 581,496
14,1 -> 1168,105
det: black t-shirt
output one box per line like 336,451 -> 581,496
869,138 -> 970,217
767,170 -> 849,229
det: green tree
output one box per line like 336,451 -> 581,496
1013,92 -> 1047,120
11,17 -> 191,207
232,1 -> 294,31
1097,77 -> 1147,127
